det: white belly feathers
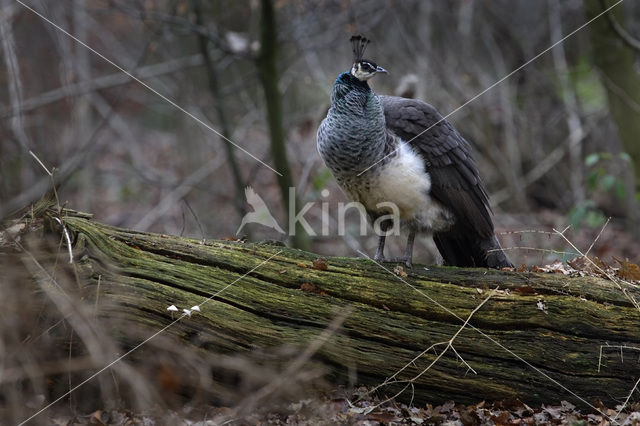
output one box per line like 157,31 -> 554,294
355,142 -> 451,230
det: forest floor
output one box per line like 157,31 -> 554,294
45,391 -> 640,425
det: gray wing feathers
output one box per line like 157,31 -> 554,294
379,95 -> 493,239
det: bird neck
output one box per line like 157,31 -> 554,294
331,72 -> 371,104
317,72 -> 390,175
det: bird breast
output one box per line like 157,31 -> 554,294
361,143 -> 429,214
350,142 -> 452,230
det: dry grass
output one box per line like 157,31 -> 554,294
0,219 -> 329,425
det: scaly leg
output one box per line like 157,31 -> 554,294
374,234 -> 386,262
403,230 -> 416,268
389,230 -> 416,268
373,219 -> 391,262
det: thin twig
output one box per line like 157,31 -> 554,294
489,246 -> 577,256
183,199 -> 206,244
29,150 -> 52,176
356,0 -> 624,177
552,227 -> 640,312
359,250 -> 612,419
0,54 -> 205,118
94,275 -> 101,316
17,246 -> 283,425
53,217 -> 73,264
363,288 -> 495,408
134,155 -> 225,231
15,0 -> 282,176
585,217 -> 611,257
598,344 -> 640,372
601,0 -> 640,52
614,375 -> 640,422
497,229 -> 559,236
0,2 -> 31,150
231,307 -> 353,417
491,122 -> 595,207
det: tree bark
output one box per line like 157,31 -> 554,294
15,208 -> 640,407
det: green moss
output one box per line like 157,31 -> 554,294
37,209 -> 640,406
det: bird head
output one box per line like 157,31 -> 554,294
350,35 -> 387,81
351,60 -> 387,81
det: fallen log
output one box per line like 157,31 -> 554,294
8,207 -> 640,408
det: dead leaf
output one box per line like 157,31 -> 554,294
365,410 -> 399,422
393,265 -> 408,278
534,260 -> 572,275
614,257 -> 640,281
438,400 -> 455,414
542,404 -> 563,420
515,285 -> 536,295
300,282 -> 326,295
89,410 -> 106,425
348,405 -> 375,415
569,256 -> 611,277
312,257 -> 328,270
490,410 -> 510,424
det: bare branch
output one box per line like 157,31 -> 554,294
363,289 -> 496,409
0,54 -> 205,118
549,0 -> 585,204
0,0 -> 31,150
601,0 -> 640,52
552,227 -> 640,311
133,154 -> 226,231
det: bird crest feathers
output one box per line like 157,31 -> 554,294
350,35 -> 369,62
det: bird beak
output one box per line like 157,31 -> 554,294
375,66 -> 388,74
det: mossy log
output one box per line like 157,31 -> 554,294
16,209 -> 640,407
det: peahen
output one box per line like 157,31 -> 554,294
317,35 -> 513,268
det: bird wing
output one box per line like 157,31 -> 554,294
379,95 -> 494,238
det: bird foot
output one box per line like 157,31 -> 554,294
379,256 -> 413,269
372,253 -> 412,269
373,253 -> 387,263
386,257 -> 413,269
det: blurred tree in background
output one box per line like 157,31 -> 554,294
584,0 -> 640,235
1,0 -> 639,264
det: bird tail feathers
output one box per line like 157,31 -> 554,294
433,232 -> 513,269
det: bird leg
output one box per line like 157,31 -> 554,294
389,230 -> 416,268
403,230 -> 416,268
374,234 -> 386,262
373,219 -> 391,262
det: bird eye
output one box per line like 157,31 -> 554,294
360,62 -> 374,72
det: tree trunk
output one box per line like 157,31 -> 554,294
584,0 -> 640,235
584,0 -> 640,183
257,0 -> 310,250
192,0 -> 247,222
13,207 -> 639,408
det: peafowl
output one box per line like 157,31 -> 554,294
317,35 -> 513,268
